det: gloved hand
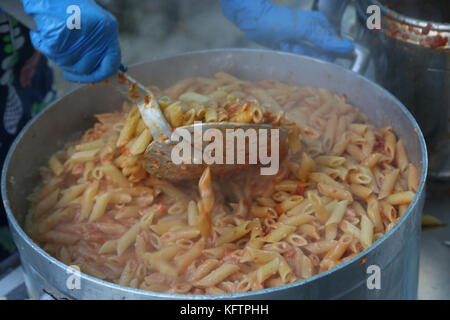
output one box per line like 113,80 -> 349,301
222,0 -> 354,61
22,0 -> 121,83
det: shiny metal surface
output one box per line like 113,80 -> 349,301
2,49 -> 428,299
356,0 -> 449,179
418,181 -> 450,300
351,44 -> 371,74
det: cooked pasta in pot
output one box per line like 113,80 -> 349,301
26,72 -> 420,294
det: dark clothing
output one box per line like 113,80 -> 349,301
0,13 -> 55,259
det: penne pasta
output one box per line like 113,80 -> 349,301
26,74 -> 419,295
378,169 -> 400,200
386,191 -> 415,205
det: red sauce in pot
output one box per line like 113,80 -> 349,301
419,35 -> 448,49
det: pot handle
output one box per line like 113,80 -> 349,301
316,0 -> 370,74
350,43 -> 370,74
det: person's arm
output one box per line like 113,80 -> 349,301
21,0 -> 121,83
221,0 -> 353,61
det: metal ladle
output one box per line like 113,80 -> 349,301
110,68 -> 287,180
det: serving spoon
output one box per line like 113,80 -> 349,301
109,67 -> 287,180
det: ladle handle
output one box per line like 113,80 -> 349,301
109,65 -> 173,143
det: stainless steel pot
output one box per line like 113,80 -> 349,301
2,49 -> 428,299
356,0 -> 449,178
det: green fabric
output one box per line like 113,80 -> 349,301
9,52 -> 19,68
32,102 -> 46,114
4,43 -> 13,53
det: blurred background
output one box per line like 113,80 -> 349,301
52,0 -> 258,95
52,0 -> 322,96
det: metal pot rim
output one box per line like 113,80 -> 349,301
371,0 -> 450,31
1,48 -> 428,299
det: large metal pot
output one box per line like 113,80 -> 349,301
356,0 -> 449,178
2,49 -> 427,299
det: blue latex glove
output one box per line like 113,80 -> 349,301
222,0 -> 354,61
22,0 -> 121,83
